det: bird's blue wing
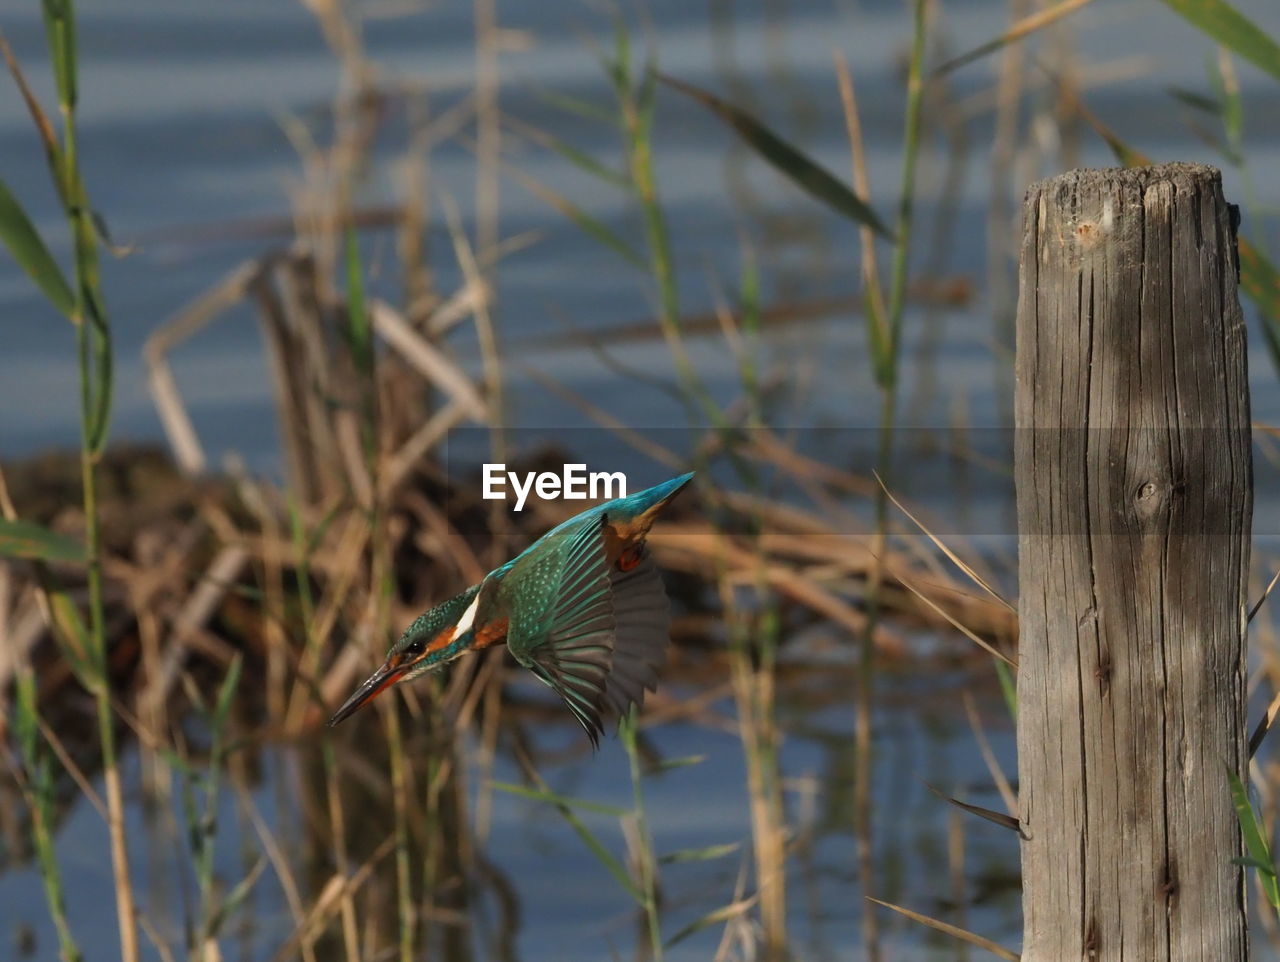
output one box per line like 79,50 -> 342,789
503,515 -> 616,744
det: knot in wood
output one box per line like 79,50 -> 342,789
1132,480 -> 1169,524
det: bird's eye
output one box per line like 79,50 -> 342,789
403,638 -> 427,657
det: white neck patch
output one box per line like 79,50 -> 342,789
454,592 -> 481,637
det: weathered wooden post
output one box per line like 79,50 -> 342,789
1015,163 -> 1252,960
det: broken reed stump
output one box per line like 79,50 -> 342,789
1015,164 -> 1252,960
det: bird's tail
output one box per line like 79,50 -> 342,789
630,471 -> 694,515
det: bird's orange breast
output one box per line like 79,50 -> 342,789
474,617 -> 510,649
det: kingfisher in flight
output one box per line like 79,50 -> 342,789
327,472 -> 694,744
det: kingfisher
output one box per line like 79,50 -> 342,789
327,472 -> 694,744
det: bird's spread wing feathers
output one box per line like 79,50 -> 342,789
601,553 -> 669,718
505,515 -> 616,744
504,515 -> 671,745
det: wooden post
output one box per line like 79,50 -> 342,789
1015,163 -> 1252,960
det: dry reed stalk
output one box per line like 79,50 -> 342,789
515,364 -> 687,470
426,279 -> 493,339
948,809 -> 970,962
441,196 -> 508,562
212,528 -> 345,581
711,862 -> 761,962
834,51 -> 886,333
369,300 -> 488,419
763,536 -> 1013,639
398,89 -> 436,323
325,704 -> 363,962
33,714 -> 106,818
656,455 -> 790,959
473,0 -> 501,263
882,564 -> 1014,667
471,649 -> 506,844
284,510 -> 372,730
937,0 -> 1098,77
0,464 -> 87,700
335,410 -> 375,509
986,0 -> 1030,424
251,501 -> 291,725
743,428 -> 879,498
0,563 -> 9,722
134,592 -> 169,801
383,700 -> 416,960
868,897 -> 1019,961
639,680 -> 739,734
444,645 -> 499,734
102,525 -> 205,772
0,594 -> 43,700
720,578 -> 789,958
655,527 -> 1003,654
144,257 -> 268,476
397,488 -> 487,585
738,564 -> 902,653
308,516 -> 395,659
269,837 -> 396,962
253,272 -> 333,503
137,915 -> 178,962
380,400 -> 473,497
278,255 -> 345,490
520,283 -> 969,352
961,690 -> 1017,815
139,545 -> 250,716
101,729 -> 137,962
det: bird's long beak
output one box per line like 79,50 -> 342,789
327,658 -> 405,726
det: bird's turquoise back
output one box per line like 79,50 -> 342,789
496,471 -> 694,575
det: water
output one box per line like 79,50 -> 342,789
2,0 -> 1280,959
3,0 -> 1278,457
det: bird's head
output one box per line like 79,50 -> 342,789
327,583 -> 483,726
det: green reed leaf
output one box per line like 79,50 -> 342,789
646,753 -> 706,774
1166,85 -> 1221,113
659,841 -> 740,865
1078,96 -> 1280,380
492,781 -> 642,901
1160,0 -> 1280,82
205,857 -> 266,938
994,659 -> 1017,719
86,312 -> 114,454
343,228 -> 373,378
665,897 -> 755,948
1228,768 -> 1280,907
14,671 -> 40,766
0,178 -> 75,318
534,88 -> 621,127
509,115 -> 631,189
41,0 -> 78,110
509,165 -> 646,269
0,518 -> 87,562
491,781 -> 630,817
1239,239 -> 1280,376
212,654 -> 243,733
935,0 -> 1097,77
1234,855 -> 1278,875
657,72 -> 892,239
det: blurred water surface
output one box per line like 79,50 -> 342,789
2,0 -> 1280,959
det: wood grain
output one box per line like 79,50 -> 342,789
1015,163 -> 1251,961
